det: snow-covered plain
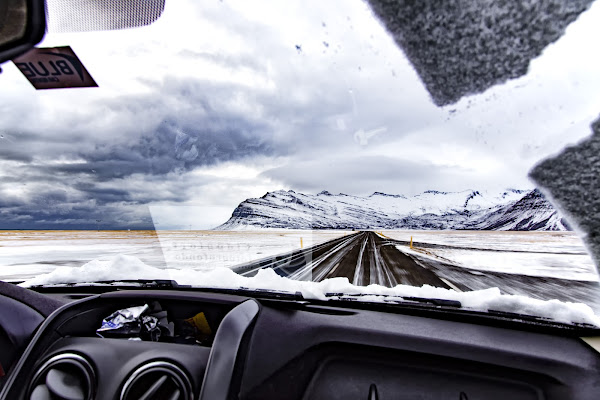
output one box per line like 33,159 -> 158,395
383,230 -> 598,282
2,230 -> 595,282
0,230 -> 351,281
154,229 -> 352,270
0,230 -> 167,281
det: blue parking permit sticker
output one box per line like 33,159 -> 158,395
12,46 -> 98,89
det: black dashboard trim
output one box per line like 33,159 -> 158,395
3,289 -> 600,400
199,299 -> 260,400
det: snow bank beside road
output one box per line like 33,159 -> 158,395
20,254 -> 600,327
384,230 -> 598,282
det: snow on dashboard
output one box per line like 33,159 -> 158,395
19,254 -> 600,327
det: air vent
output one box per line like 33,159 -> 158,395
121,361 -> 192,400
28,353 -> 95,400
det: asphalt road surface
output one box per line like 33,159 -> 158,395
234,231 -> 455,289
232,231 -> 600,309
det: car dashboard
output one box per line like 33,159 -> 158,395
2,289 -> 600,400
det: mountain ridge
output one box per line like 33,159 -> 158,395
216,188 -> 569,231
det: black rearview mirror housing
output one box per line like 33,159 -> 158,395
0,0 -> 45,64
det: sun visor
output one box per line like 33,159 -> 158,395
45,0 -> 165,33
365,0 -> 594,106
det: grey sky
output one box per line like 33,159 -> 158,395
1,0 -> 600,229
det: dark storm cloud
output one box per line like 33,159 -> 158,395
71,183 -> 132,205
60,119 -> 273,180
0,197 -> 25,208
18,79 -> 280,182
0,205 -> 155,230
0,74 -> 286,228
0,149 -> 33,163
0,178 -> 159,229
6,60 -> 421,192
0,152 -> 230,229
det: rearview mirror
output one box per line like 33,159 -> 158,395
0,0 -> 45,64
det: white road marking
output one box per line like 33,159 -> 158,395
440,277 -> 462,292
289,233 -> 362,281
329,262 -> 341,275
353,234 -> 369,286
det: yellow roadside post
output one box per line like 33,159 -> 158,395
410,236 -> 413,249
300,237 -> 303,248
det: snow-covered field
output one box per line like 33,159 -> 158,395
154,230 -> 352,270
1,230 -> 596,283
0,230 -> 351,281
383,230 -> 598,282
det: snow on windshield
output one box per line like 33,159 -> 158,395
19,254 -> 600,327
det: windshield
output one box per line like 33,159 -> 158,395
2,0 -> 600,326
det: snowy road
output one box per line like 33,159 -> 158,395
235,231 -> 454,288
233,231 -> 600,308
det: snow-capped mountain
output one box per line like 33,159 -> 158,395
468,189 -> 570,231
216,188 -> 569,231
